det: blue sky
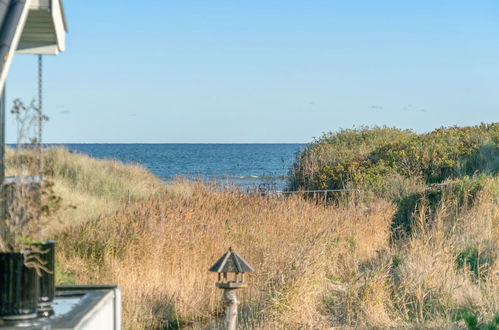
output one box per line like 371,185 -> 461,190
6,0 -> 499,143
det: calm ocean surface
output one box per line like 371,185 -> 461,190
57,144 -> 304,191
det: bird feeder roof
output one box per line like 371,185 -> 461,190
209,247 -> 254,273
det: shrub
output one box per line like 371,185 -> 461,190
289,123 -> 499,192
288,126 -> 414,191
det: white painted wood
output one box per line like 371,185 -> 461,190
16,0 -> 66,54
0,0 -> 32,91
78,291 -> 115,330
114,287 -> 121,330
29,0 -> 49,10
15,43 -> 58,54
50,0 -> 64,51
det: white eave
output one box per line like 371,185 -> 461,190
16,0 -> 67,55
0,0 -> 32,92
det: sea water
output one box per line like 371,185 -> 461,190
58,144 -> 304,191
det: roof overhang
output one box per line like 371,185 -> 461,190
0,0 -> 32,92
16,0 -> 67,55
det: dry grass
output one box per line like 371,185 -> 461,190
41,147 -> 164,200
57,182 -> 395,329
6,147 -> 165,235
7,147 -> 498,329
56,178 -> 498,329
59,180 -> 499,329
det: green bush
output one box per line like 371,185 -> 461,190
289,123 -> 499,193
288,126 -> 414,191
452,308 -> 499,330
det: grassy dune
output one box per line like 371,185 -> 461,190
6,147 -> 164,235
7,143 -> 499,329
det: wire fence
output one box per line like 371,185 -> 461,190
274,189 -> 359,194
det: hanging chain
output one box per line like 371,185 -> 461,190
38,55 -> 42,145
38,55 -> 43,173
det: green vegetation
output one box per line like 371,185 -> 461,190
5,125 -> 498,329
290,123 -> 498,193
290,123 -> 499,233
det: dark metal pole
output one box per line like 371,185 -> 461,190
0,85 -> 5,220
0,84 -> 4,185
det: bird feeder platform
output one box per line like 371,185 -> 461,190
216,282 -> 247,289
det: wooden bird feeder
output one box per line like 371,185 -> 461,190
209,247 -> 254,288
209,247 -> 254,329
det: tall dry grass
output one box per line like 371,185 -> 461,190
57,182 -> 395,329
57,177 -> 499,329
7,146 -> 497,328
394,179 -> 499,326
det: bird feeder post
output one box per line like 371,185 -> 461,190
223,287 -> 239,330
209,247 -> 254,330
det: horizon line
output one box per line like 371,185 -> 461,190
7,142 -> 307,145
